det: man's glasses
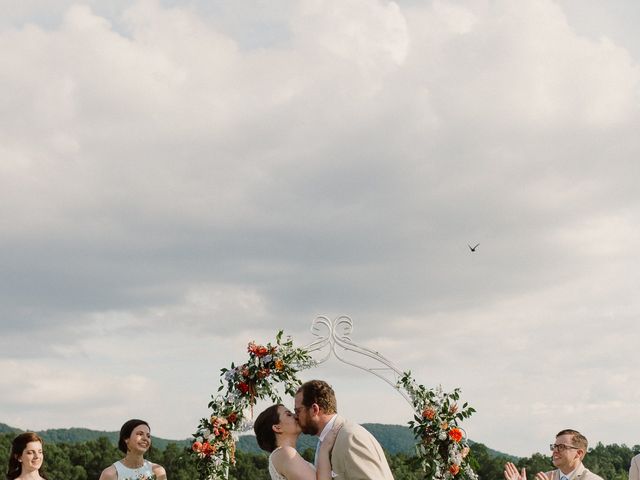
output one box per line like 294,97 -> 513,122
550,444 -> 580,452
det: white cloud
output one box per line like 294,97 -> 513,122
1,0 -> 639,458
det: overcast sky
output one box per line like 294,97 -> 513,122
1,0 -> 639,458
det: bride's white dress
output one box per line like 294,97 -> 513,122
268,446 -> 315,480
269,447 -> 288,480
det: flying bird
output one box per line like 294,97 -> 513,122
468,243 -> 479,252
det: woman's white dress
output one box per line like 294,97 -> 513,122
113,459 -> 155,479
268,447 -> 315,480
269,447 -> 288,480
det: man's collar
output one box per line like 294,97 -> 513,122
318,414 -> 338,441
560,462 -> 585,478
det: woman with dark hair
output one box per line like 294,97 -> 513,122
6,432 -> 47,480
98,419 -> 167,480
254,404 -> 341,480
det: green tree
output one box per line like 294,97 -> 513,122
469,442 -> 508,480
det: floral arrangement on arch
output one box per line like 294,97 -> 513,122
398,372 -> 478,480
191,331 -> 314,479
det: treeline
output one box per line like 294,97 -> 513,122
466,443 -> 640,480
1,432 -> 637,480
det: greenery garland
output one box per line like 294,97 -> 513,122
190,331 -> 314,479
398,372 -> 477,480
190,331 -> 477,480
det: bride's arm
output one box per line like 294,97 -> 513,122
316,423 -> 343,480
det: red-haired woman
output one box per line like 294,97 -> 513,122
6,432 -> 48,480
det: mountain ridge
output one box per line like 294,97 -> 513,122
0,422 -> 515,459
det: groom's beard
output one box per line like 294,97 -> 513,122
299,423 -> 319,436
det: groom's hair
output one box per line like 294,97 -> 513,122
297,380 -> 337,414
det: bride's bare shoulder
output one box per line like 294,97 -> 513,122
272,445 -> 299,460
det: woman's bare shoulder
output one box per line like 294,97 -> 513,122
152,463 -> 167,479
98,464 -> 117,480
272,445 -> 300,460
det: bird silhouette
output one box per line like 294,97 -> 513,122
468,243 -> 479,252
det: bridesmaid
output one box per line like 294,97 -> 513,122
98,419 -> 167,480
6,432 -> 48,480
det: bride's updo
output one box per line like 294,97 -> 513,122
254,404 -> 283,453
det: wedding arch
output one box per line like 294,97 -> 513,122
190,315 -> 477,480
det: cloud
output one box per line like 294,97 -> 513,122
0,0 -> 639,457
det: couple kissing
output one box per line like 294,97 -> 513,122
254,379 -> 395,480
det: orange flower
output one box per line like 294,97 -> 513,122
449,464 -> 460,475
192,441 -> 202,452
274,359 -> 284,371
248,341 -> 270,357
448,428 -> 463,443
440,421 -> 449,430
449,403 -> 459,414
422,407 -> 436,420
200,441 -> 216,456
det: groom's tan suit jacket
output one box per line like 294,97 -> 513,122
629,453 -> 640,480
545,463 -> 604,480
330,416 -> 394,479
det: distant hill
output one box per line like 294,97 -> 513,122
239,423 -> 514,459
0,423 -> 21,434
0,422 -> 514,459
0,423 -> 188,451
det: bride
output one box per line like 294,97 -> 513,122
254,404 -> 341,480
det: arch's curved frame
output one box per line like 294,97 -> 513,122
302,315 -> 413,406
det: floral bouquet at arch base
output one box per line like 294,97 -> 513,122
190,331 -> 314,479
398,371 -> 478,480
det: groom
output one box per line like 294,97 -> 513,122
294,379 -> 394,480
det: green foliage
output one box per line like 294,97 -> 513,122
1,430 -> 637,480
193,330 -> 314,479
398,371 -> 477,480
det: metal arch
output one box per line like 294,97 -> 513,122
302,315 -> 413,406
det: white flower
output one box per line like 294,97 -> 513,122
439,431 -> 448,441
262,354 -> 273,363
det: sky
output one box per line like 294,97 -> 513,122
1,0 -> 639,459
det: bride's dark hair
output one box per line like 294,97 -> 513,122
254,404 -> 283,453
